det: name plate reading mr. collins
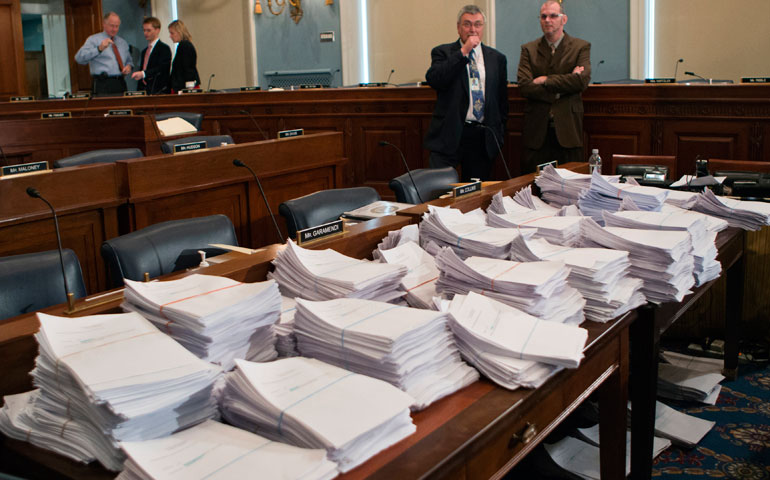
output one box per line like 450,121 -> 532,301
453,180 -> 482,198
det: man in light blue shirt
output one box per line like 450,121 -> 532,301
75,12 -> 133,95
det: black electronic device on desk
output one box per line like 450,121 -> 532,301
714,170 -> 770,201
617,164 -> 674,187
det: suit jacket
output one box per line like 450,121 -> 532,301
423,40 -> 508,158
170,40 -> 201,92
137,40 -> 171,94
517,33 -> 590,149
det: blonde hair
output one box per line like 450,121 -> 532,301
168,20 -> 192,42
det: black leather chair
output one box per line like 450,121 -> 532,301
161,135 -> 235,154
100,214 -> 238,288
615,164 -> 670,180
389,167 -> 459,204
53,148 -> 144,168
0,249 -> 87,320
279,187 -> 380,240
154,112 -> 204,130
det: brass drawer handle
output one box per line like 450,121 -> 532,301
509,422 -> 538,448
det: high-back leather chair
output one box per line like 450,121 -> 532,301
154,112 -> 204,131
100,215 -> 238,288
161,135 -> 234,154
389,167 -> 459,204
0,249 -> 87,320
53,148 -> 144,168
708,159 -> 770,174
279,187 -> 380,240
611,154 -> 677,180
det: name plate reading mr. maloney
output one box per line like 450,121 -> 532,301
1,161 -> 48,177
297,219 -> 344,245
453,180 -> 482,198
278,128 -> 304,139
41,112 -> 71,119
107,109 -> 133,116
173,141 -> 207,153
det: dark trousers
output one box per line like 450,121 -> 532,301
92,75 -> 127,95
429,122 -> 494,182
522,125 -> 583,174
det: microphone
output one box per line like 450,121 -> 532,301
674,58 -> 683,79
476,124 -> 512,180
385,68 -> 396,86
26,187 -> 75,312
592,60 -> 604,84
379,141 -> 423,204
685,71 -> 708,82
233,159 -> 285,243
206,73 -> 215,92
331,68 -> 340,87
239,109 -> 269,141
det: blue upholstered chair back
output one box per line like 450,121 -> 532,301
389,167 -> 459,204
54,148 -> 143,168
279,187 -> 380,240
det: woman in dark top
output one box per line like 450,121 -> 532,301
168,20 -> 200,93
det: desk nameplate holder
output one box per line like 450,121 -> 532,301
173,141 -> 208,154
10,96 -> 35,102
124,91 -> 146,97
180,89 -> 204,94
536,160 -> 558,173
1,161 -> 50,178
70,92 -> 91,99
107,109 -> 133,116
453,180 -> 482,198
41,111 -> 71,119
741,77 -> 770,84
644,78 -> 675,84
296,219 -> 345,246
278,128 -> 304,139
240,86 -> 261,91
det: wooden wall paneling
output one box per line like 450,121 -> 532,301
583,117 -> 651,164
0,0 -> 26,98
662,120 -> 752,176
760,122 -> 770,161
64,0 -> 102,94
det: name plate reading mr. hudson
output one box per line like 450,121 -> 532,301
644,78 -> 675,84
278,128 -> 304,139
453,180 -> 482,198
1,161 -> 48,177
297,219 -> 344,245
173,141 -> 207,154
41,111 -> 71,119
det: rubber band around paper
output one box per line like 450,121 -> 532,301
406,276 -> 439,292
276,372 -> 356,436
60,418 -> 72,438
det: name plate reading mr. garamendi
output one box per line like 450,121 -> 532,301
173,141 -> 207,154
278,128 -> 304,139
297,219 -> 344,245
453,180 -> 482,198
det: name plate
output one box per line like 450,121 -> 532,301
107,109 -> 133,116
741,77 -> 770,84
10,96 -> 34,102
644,78 -> 675,84
297,219 -> 344,245
359,82 -> 385,87
173,141 -> 207,153
536,160 -> 558,173
70,92 -> 91,99
41,111 -> 71,119
278,128 -> 304,139
124,91 -> 146,97
180,88 -> 203,94
300,84 -> 323,89
1,161 -> 48,177
240,86 -> 261,91
453,180 -> 482,198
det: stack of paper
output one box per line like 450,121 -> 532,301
488,209 -> 584,247
627,201 -> 730,235
578,171 -> 669,222
581,220 -> 695,303
292,297 -> 478,410
18,312 -> 221,471
372,224 -> 420,260
435,247 -> 585,324
510,236 -> 645,323
122,274 -> 280,370
419,205 -> 534,259
628,400 -> 715,448
221,357 -> 415,473
269,240 -> 407,302
276,296 -> 299,357
664,189 -> 700,209
512,186 -> 563,213
692,189 -> 770,230
377,241 -> 440,309
603,210 -> 721,286
657,362 -> 724,404
156,116 -> 197,137
117,420 -> 338,480
534,165 -> 597,207
445,293 -> 587,390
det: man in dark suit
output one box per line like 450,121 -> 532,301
131,17 -> 171,95
424,5 -> 508,182
518,1 -> 591,174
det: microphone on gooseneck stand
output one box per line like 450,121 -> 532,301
379,141 -> 423,204
233,159 -> 285,243
206,74 -> 216,92
239,110 -> 269,141
331,68 -> 341,87
26,187 -> 76,312
385,69 -> 396,86
674,58 -> 683,80
592,60 -> 605,84
685,71 -> 708,83
476,124 -> 512,180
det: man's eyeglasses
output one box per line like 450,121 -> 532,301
540,13 -> 563,20
460,21 -> 485,29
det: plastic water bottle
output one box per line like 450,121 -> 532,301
588,149 -> 602,175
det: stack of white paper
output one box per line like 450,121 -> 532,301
419,205 -> 534,259
435,247 -> 585,324
117,420 -> 338,480
269,240 -> 407,302
534,165 -> 597,207
293,297 -> 478,410
581,220 -> 695,303
661,350 -> 724,373
276,296 -> 300,357
377,241 -> 440,309
487,209 -> 584,247
664,189 -> 700,209
122,274 -> 280,370
578,171 -> 669,222
372,224 -> 420,260
648,400 -> 715,448
20,312 -> 221,471
657,362 -> 724,404
221,357 -> 415,473
692,189 -> 770,230
653,203 -> 729,234
512,186 -> 563,214
510,236 -> 646,323
446,293 -> 587,390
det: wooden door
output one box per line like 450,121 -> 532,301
64,0 -> 101,93
0,0 -> 26,98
